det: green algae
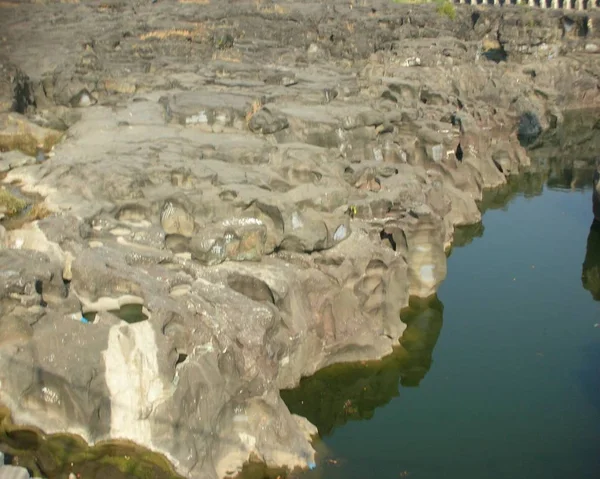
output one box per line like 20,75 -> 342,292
0,405 -> 184,479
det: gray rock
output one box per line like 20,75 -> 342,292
0,150 -> 36,172
189,218 -> 268,265
0,2 -> 598,479
0,466 -> 30,479
248,107 -> 289,134
160,199 -> 195,237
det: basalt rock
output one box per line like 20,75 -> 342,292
0,1 -> 599,479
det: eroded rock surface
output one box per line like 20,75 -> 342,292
1,1 -> 600,478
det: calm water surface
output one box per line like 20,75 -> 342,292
283,184 -> 600,479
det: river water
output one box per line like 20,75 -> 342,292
282,177 -> 600,479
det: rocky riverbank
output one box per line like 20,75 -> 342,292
1,1 -> 599,478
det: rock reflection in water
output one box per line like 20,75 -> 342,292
582,220 -> 600,301
280,296 -> 443,438
0,405 -> 183,479
449,172 -> 546,253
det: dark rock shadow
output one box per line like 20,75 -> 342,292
280,296 -> 443,437
582,220 -> 600,301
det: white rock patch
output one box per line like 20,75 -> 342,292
103,321 -> 170,445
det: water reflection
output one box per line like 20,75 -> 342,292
582,220 -> 600,301
280,296 -> 443,437
451,161 -> 596,254
448,173 -> 545,253
0,405 -> 183,479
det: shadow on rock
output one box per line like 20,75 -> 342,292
280,296 -> 443,437
582,220 -> 600,301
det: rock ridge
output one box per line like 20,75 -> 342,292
0,1 -> 599,478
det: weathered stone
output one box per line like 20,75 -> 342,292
248,107 -> 289,135
0,113 -> 62,156
160,200 -> 195,237
0,2 -> 599,479
189,218 -> 268,265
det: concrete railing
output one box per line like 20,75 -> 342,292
455,0 -> 599,9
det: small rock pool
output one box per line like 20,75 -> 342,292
281,174 -> 600,479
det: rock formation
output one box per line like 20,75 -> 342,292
0,1 -> 599,478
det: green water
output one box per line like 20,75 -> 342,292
83,303 -> 148,324
283,182 -> 600,479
